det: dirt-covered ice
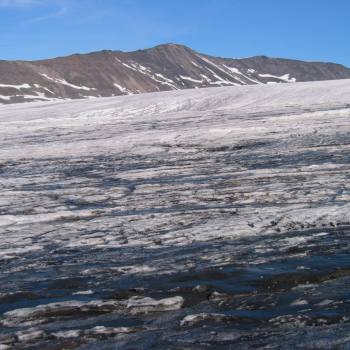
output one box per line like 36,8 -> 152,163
0,80 -> 350,349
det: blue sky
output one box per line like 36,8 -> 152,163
0,0 -> 349,66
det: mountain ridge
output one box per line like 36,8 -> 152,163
22,43 -> 348,66
1,43 -> 350,104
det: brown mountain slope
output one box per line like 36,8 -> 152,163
1,44 -> 350,104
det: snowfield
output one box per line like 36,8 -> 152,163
0,80 -> 350,349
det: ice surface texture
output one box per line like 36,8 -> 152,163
0,80 -> 350,349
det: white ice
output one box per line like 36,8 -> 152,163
0,79 -> 350,272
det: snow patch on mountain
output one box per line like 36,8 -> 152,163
40,73 -> 95,91
259,73 -> 297,83
0,83 -> 31,89
180,75 -> 204,84
114,83 -> 132,95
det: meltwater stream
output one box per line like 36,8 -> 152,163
1,226 -> 350,349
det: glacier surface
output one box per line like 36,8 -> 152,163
0,80 -> 350,349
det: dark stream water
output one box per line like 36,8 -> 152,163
1,225 -> 350,349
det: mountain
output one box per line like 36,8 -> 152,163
1,43 -> 350,104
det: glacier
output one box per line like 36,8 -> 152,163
0,79 -> 350,349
